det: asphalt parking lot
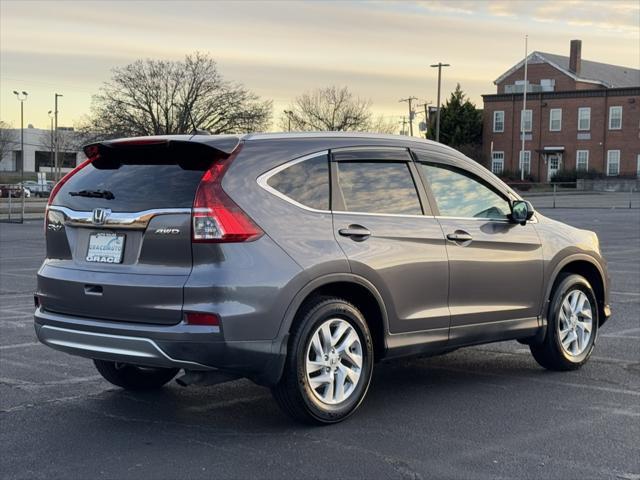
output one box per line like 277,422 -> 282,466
1,207 -> 639,479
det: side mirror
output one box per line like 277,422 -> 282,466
510,200 -> 534,225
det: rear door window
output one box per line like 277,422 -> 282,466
335,162 -> 422,215
266,154 -> 330,210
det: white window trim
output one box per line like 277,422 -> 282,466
549,108 -> 562,132
607,150 -> 620,177
576,150 -> 589,171
521,109 -> 533,133
491,152 -> 505,175
578,107 -> 591,131
608,106 -> 622,130
493,111 -> 505,133
519,150 -> 531,175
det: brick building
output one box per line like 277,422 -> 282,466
482,40 -> 640,182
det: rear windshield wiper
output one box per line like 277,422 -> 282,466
68,189 -> 115,200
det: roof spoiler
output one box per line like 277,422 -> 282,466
83,135 -> 241,159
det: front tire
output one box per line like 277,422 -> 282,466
272,296 -> 374,425
93,360 -> 179,390
530,274 -> 598,371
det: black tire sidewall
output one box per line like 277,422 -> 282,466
293,300 -> 373,423
548,274 -> 599,366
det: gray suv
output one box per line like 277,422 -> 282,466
35,133 -> 611,424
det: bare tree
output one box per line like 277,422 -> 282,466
87,52 -> 272,137
0,121 -> 18,163
282,86 -> 373,132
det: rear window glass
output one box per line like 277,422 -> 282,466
56,162 -> 207,212
267,154 -> 329,210
336,162 -> 422,215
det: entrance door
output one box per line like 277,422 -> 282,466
547,154 -> 561,181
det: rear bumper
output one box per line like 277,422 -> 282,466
34,307 -> 286,386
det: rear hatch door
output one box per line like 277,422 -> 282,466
40,137 -> 237,325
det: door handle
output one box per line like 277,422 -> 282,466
339,225 -> 371,240
446,231 -> 473,243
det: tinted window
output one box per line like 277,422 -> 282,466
336,162 -> 422,215
57,163 -> 207,212
267,155 -> 329,210
420,163 -> 510,219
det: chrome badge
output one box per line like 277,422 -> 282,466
92,208 -> 111,225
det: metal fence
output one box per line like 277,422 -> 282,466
508,182 -> 639,209
0,185 -> 26,223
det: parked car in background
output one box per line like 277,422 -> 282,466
20,180 -> 51,197
0,184 -> 24,198
35,133 -> 611,424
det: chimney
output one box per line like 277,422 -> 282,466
569,39 -> 582,75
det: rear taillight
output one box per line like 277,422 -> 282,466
47,156 -> 94,206
192,155 -> 262,243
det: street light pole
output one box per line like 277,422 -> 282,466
48,111 -> 54,174
430,62 -> 450,143
520,35 -> 529,181
283,110 -> 293,132
54,93 -> 63,180
12,91 -> 28,187
399,97 -> 418,136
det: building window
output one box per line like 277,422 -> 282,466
493,111 -> 505,133
549,109 -> 562,131
521,109 -> 532,132
607,150 -> 620,176
578,107 -> 591,131
609,106 -> 622,130
637,154 -> 640,178
491,152 -> 504,175
519,151 -> 531,175
576,150 -> 589,171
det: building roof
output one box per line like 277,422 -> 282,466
494,51 -> 640,88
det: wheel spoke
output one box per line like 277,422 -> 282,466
320,324 -> 333,351
336,330 -> 359,353
569,292 -> 579,311
562,330 -> 577,351
340,363 -> 360,385
331,322 -> 349,346
310,334 -> 324,358
306,360 -> 325,374
334,367 -> 347,403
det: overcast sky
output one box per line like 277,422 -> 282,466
1,0 -> 638,133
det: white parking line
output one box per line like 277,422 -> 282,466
0,342 -> 40,350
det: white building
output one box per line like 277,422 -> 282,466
0,125 -> 85,175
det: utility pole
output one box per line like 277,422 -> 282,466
283,110 -> 293,132
430,62 -> 450,143
416,101 -> 432,139
398,96 -> 418,136
520,35 -> 529,181
12,91 -> 28,187
400,116 -> 408,136
54,93 -> 63,180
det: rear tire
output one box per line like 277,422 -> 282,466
530,274 -> 598,371
272,296 -> 374,425
93,360 -> 179,390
